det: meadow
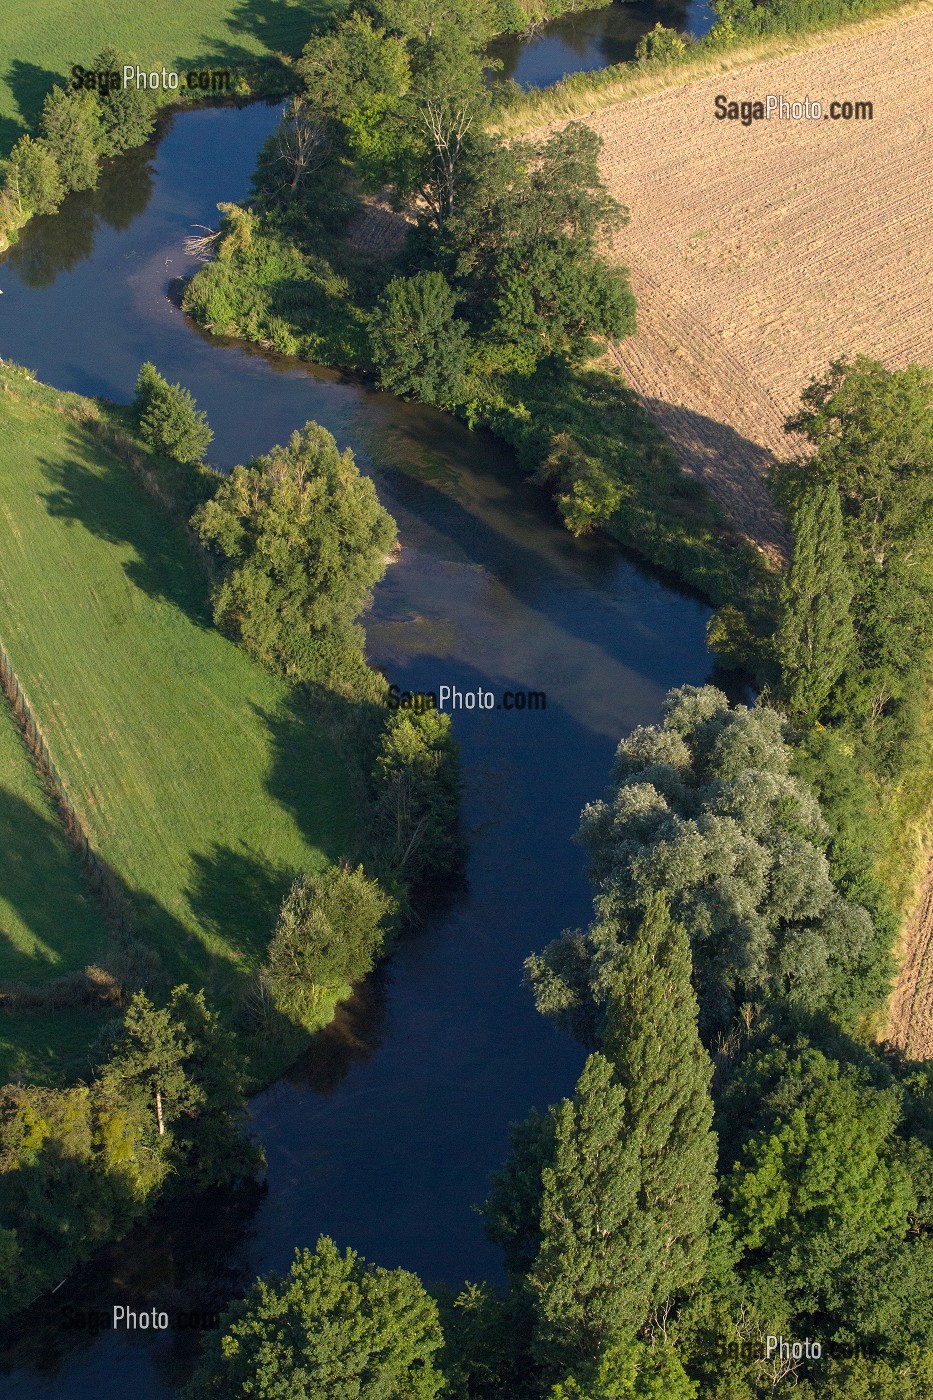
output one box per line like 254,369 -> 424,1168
0,0 -> 344,158
0,364 -> 355,1075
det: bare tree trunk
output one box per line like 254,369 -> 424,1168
155,1087 -> 164,1137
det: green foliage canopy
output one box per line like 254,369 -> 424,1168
185,1235 -> 445,1399
134,361 -> 214,464
192,421 -> 397,687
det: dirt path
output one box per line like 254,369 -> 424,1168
576,9 -> 933,563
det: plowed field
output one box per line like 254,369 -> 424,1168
583,9 -> 933,563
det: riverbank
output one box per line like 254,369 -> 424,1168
494,0 -> 929,132
0,361 -> 358,1081
549,5 -> 933,564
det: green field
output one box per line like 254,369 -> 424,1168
0,366 -> 355,1076
0,0 -> 343,158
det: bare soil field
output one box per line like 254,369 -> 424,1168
887,865 -> 933,1060
581,9 -> 933,563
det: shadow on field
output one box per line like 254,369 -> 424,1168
0,785 -> 106,983
256,684 -> 376,863
225,0 -> 336,49
185,843 -> 295,963
39,445 -> 214,629
5,59 -> 60,135
640,395 -> 789,558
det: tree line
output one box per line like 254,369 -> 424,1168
0,50 -> 157,247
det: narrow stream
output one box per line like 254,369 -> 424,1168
0,92 -> 711,1400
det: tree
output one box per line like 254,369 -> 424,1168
263,865 -> 395,1027
369,271 -> 469,405
101,985 -> 257,1186
370,708 -> 463,895
185,1235 -> 445,1400
548,1337 -> 697,1399
92,49 -> 157,155
527,686 -> 881,1036
134,361 -> 214,463
273,95 -> 334,191
4,135 -> 63,216
192,421 -> 397,686
298,15 -> 412,182
723,1049 -> 917,1312
780,356 -> 933,731
40,85 -> 102,193
439,124 -> 633,373
102,988 -> 201,1140
602,899 -> 718,1306
528,1053 -> 654,1370
774,482 -> 855,722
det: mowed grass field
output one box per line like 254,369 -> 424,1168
565,5 -> 933,562
0,366 -> 355,1075
0,0 -> 344,158
0,685 -> 114,1082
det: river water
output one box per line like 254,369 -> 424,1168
0,71 -> 711,1400
489,0 -> 715,89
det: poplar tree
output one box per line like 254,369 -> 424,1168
774,482 -> 855,722
601,897 -> 718,1306
528,1053 -> 652,1371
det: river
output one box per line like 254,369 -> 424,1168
489,0 -> 714,88
0,54 -> 712,1400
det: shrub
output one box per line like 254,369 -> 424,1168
133,362 -> 214,463
635,24 -> 689,63
369,271 -> 471,407
262,865 -> 395,1027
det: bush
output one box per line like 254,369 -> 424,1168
133,362 -> 213,463
635,24 -> 689,63
369,271 -> 471,407
262,865 -> 396,1027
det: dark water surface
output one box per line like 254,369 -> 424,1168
0,103 -> 711,1397
488,0 -> 715,90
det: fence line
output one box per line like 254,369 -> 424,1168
0,632 -> 135,943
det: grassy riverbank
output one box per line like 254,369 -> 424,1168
0,0 -> 347,159
0,362 -> 356,1079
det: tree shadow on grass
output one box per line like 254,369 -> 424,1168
5,59 -> 61,134
0,785 -> 108,985
39,448 -> 215,631
254,682 -> 377,865
222,0 -> 336,51
184,843 -> 296,967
